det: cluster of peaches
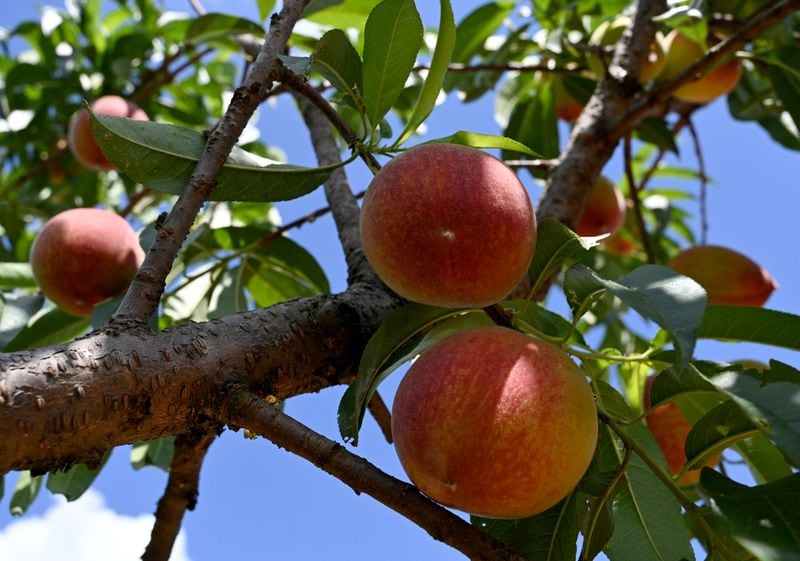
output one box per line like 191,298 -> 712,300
361,141 -> 775,518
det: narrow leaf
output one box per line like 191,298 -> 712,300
528,219 -> 598,296
424,130 -> 541,157
131,437 -> 176,471
0,262 -> 36,288
4,307 -> 90,352
338,303 -> 465,444
699,305 -> 800,352
90,114 -> 340,202
0,294 -> 45,351
362,0 -> 423,129
702,470 -> 800,561
46,453 -> 109,501
185,13 -> 265,43
395,0 -> 456,146
10,472 -> 42,516
684,400 -> 760,469
311,29 -> 363,107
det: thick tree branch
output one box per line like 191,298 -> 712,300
114,0 -> 310,323
142,429 -> 218,561
219,390 -> 527,561
0,284 -> 401,474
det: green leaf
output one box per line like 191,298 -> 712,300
338,303 -> 466,444
684,400 -> 760,469
712,371 -> 800,465
89,114 -> 340,203
634,117 -> 679,154
305,0 -> 380,29
735,434 -> 794,484
131,437 -> 176,471
0,294 -> 44,351
361,0 -> 423,129
185,13 -> 266,43
0,262 -> 36,288
10,472 -> 42,516
311,29 -> 363,108
528,218 -> 598,297
424,130 -> 542,157
394,0 -> 455,146
702,470 -> 800,561
257,0 -> 277,21
699,305 -> 800,352
768,47 -> 800,131
595,382 -> 695,561
46,452 -> 110,501
450,1 -> 514,64
4,307 -> 90,352
472,492 -> 579,561
503,82 -> 560,159
564,264 -> 706,367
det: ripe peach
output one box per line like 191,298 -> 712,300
661,31 -> 743,104
360,143 -> 536,308
575,177 -> 627,237
668,245 -> 777,306
30,208 -> 145,316
68,95 -> 149,172
392,326 -> 598,519
587,16 -> 666,83
644,375 -> 720,486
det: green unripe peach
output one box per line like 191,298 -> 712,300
30,208 -> 145,316
360,143 -> 536,308
392,326 -> 598,518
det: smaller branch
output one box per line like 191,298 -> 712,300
483,305 -> 515,330
623,134 -> 655,263
220,390 -> 528,561
685,118 -> 709,245
187,0 -> 206,16
297,96 -> 372,283
141,429 -> 218,561
367,391 -> 393,444
118,188 -> 152,218
261,190 -> 366,246
279,67 -> 381,172
414,62 -> 583,74
504,159 -> 557,172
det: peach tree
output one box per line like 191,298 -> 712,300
1,0 -> 799,560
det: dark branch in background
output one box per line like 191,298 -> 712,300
142,429 -> 218,561
505,159 -> 557,172
413,62 -> 583,74
685,118 -> 709,245
132,47 -> 215,106
367,392 -> 393,444
623,134 -> 655,263
219,391 -> 528,561
118,188 -> 152,219
296,96 -> 374,284
113,0 -> 311,324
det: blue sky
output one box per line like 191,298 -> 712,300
1,2 -> 798,561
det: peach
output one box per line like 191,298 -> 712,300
360,143 -> 536,308
644,375 -> 720,486
575,176 -> 627,237
553,77 -> 584,122
68,95 -> 149,172
588,16 -> 666,83
661,31 -> 743,104
668,245 -> 777,306
30,208 -> 145,316
392,326 -> 598,519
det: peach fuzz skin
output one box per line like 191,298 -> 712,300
30,208 -> 145,317
575,177 -> 626,238
668,245 -> 777,307
391,326 -> 598,519
360,143 -> 536,308
68,95 -> 149,172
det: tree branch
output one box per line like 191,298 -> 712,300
219,390 -> 528,561
142,428 -> 218,561
114,0 -> 311,323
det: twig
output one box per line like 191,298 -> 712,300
220,390 -> 528,561
142,430 -> 217,561
623,134 -> 655,263
685,118 -> 709,245
367,392 -> 393,444
118,188 -> 152,218
260,190 -> 366,246
483,304 -> 515,329
187,0 -> 206,16
504,159 -> 557,172
113,0 -> 312,324
279,67 -> 381,172
413,62 -> 583,74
